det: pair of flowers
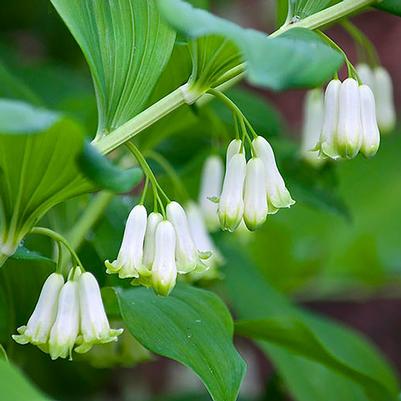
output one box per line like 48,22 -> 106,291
316,78 -> 380,160
106,202 -> 213,296
214,136 -> 294,232
13,269 -> 122,360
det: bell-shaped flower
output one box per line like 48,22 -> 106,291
226,139 -> 242,165
356,64 -> 375,90
318,79 -> 341,159
218,152 -> 246,231
359,84 -> 380,158
374,66 -> 396,133
337,78 -> 363,159
186,202 -> 223,269
198,155 -> 224,232
48,276 -> 80,360
151,220 -> 177,296
75,272 -> 123,354
12,273 -> 64,347
167,201 -> 199,274
243,158 -> 268,231
105,204 -> 147,279
253,136 -> 295,214
301,89 -> 325,166
142,212 -> 163,270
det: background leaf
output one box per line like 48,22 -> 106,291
375,0 -> 401,16
117,284 -> 246,401
157,0 -> 343,90
50,0 -> 176,135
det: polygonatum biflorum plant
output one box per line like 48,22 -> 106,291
0,1 -> 400,400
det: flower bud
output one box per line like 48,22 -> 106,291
301,89 -> 325,166
374,67 -> 396,133
252,136 -> 295,214
151,221 -> 177,296
12,273 -> 64,346
359,84 -> 380,158
48,279 -> 80,360
356,64 -> 375,90
167,201 -> 199,274
243,158 -> 268,231
142,212 -> 163,269
337,78 -> 363,159
218,153 -> 246,231
186,202 -> 222,269
319,79 -> 341,159
105,204 -> 147,279
198,155 -> 223,232
226,139 -> 242,165
75,272 -> 123,354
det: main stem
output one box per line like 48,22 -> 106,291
92,0 -> 376,157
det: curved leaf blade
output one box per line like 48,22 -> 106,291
117,285 -> 246,401
157,0 -> 343,90
375,0 -> 401,16
50,0 -> 176,134
78,142 -> 143,193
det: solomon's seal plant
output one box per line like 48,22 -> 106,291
1,1 -> 401,401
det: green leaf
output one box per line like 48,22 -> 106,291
375,0 -> 401,16
293,0 -> 334,19
50,0 -> 176,135
0,99 -> 92,261
276,0 -> 289,27
0,359 -> 50,401
221,241 -> 399,401
78,142 -> 143,193
117,284 -> 246,401
157,0 -> 343,90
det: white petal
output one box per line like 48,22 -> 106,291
198,155 -> 224,232
243,158 -> 268,231
167,201 -> 199,274
143,212 -> 163,269
359,85 -> 380,158
152,221 -> 177,296
49,280 -> 80,360
226,139 -> 242,165
356,64 -> 375,90
252,136 -> 295,212
218,152 -> 246,232
337,78 -> 363,159
374,67 -> 396,134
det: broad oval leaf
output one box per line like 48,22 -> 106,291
0,359 -> 49,401
0,99 -> 92,263
157,0 -> 343,91
78,141 -> 143,193
117,284 -> 246,401
375,0 -> 401,16
50,0 -> 176,135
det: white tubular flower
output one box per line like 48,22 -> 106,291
337,78 -> 363,159
12,273 -> 64,347
105,204 -> 147,279
226,139 -> 242,164
167,201 -> 199,274
319,79 -> 341,159
186,202 -> 222,269
360,84 -> 380,158
142,212 -> 163,269
243,158 -> 268,231
198,155 -> 224,232
374,66 -> 396,133
48,278 -> 80,360
218,152 -> 246,232
301,89 -> 325,166
75,272 -> 123,354
356,64 -> 375,90
151,221 -> 177,296
253,136 -> 295,214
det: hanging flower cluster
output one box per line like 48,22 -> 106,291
106,203 -> 213,296
316,78 -> 380,160
13,269 -> 122,360
356,64 -> 396,134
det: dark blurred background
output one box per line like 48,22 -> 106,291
1,1 -> 401,400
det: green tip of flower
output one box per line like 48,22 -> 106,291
105,260 -> 120,274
